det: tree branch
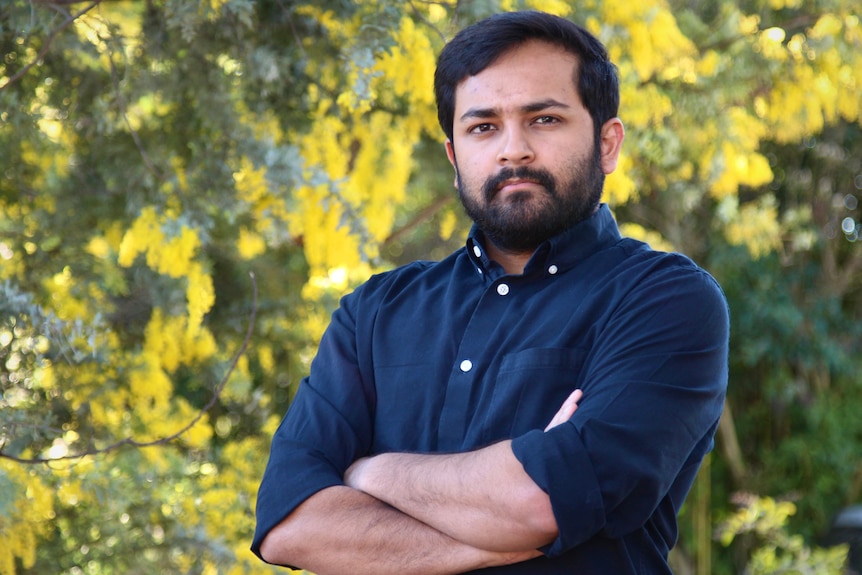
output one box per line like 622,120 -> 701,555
0,0 -> 104,92
104,25 -> 163,179
383,194 -> 454,247
0,272 -> 258,465
407,0 -> 449,43
717,400 -> 747,487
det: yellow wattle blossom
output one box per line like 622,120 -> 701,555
173,398 -> 213,449
696,50 -> 722,78
0,462 -> 54,575
619,222 -> 676,253
143,307 -> 218,374
738,14 -> 761,37
234,156 -> 276,225
44,267 -> 101,321
439,210 -> 458,242
57,478 -> 85,507
117,207 -> 216,337
86,235 -> 112,259
88,386 -> 131,431
221,354 -> 253,403
300,263 -> 375,344
719,495 -> 797,547
709,143 -> 773,199
757,27 -> 788,61
118,207 -> 203,277
375,16 -> 438,136
117,206 -> 160,267
171,155 -> 190,193
620,81 -> 673,129
768,0 -> 803,9
288,6 -> 449,285
605,151 -> 637,206
237,227 -> 267,259
600,0 -> 696,82
525,0 -> 573,16
749,13 -> 862,145
208,0 -> 227,15
257,344 -> 275,375
724,196 -> 783,259
697,107 -> 774,199
186,262 -> 215,336
130,350 -> 173,411
118,304 -> 215,451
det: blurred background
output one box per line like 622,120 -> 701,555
1,1 -> 860,573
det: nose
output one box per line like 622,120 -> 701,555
496,126 -> 534,165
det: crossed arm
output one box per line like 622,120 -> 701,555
258,389 -> 582,575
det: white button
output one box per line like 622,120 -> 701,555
497,283 -> 510,296
460,359 -> 473,372
473,245 -> 482,257
548,265 -> 559,275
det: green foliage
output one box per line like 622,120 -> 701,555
0,0 -> 860,573
717,494 -> 848,575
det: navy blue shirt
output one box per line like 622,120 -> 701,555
253,205 -> 729,573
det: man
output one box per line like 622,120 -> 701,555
253,10 -> 728,575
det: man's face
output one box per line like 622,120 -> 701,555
446,40 -> 613,253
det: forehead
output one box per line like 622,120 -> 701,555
454,40 -> 583,114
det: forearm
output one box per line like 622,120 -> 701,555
258,485 -> 539,575
345,440 -> 558,552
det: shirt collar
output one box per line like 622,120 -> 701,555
466,204 -> 622,279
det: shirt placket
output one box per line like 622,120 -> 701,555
436,276 -> 515,450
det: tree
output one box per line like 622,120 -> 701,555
1,1 -> 860,573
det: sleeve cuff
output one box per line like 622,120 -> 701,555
511,425 -> 606,557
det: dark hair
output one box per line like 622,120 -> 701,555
434,11 -> 619,144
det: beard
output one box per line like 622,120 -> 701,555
456,145 -> 605,253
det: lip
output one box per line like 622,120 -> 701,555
496,178 -> 542,194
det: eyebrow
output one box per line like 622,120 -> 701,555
458,98 -> 572,123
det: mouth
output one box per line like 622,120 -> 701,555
483,168 -> 555,202
494,178 -> 544,197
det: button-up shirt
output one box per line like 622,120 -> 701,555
253,204 -> 729,574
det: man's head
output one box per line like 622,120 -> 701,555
435,12 -> 624,255
434,11 -> 619,146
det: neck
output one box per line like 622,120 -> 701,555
486,242 -> 533,275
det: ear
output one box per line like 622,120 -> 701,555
445,139 -> 459,188
445,139 -> 456,167
599,118 -> 625,175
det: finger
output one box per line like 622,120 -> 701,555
566,389 -> 584,413
544,389 -> 583,432
566,388 -> 584,407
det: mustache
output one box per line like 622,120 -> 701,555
482,167 -> 557,202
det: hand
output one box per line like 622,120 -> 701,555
544,389 -> 582,432
344,456 -> 371,490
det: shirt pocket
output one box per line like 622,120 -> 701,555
480,347 -> 587,443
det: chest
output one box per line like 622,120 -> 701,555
364,270 -> 617,452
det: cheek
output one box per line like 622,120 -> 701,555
452,157 -> 479,185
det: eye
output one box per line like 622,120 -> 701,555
468,123 -> 496,134
533,115 -> 560,125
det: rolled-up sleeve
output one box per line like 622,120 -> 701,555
512,263 -> 729,557
251,289 -> 376,558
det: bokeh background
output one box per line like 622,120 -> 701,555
1,1 -> 860,573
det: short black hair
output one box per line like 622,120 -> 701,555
434,11 -> 619,143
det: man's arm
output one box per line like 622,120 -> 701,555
258,485 -> 541,575
343,389 -> 584,552
256,389 -> 578,574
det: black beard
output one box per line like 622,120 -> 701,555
456,149 -> 604,253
